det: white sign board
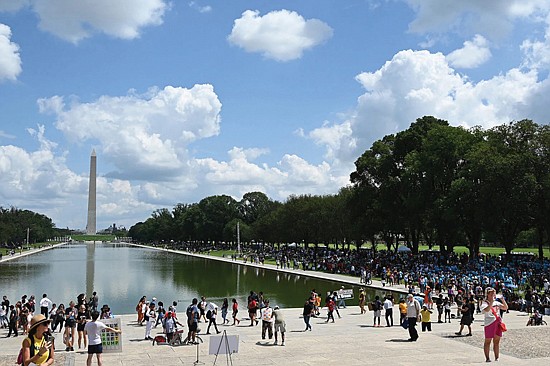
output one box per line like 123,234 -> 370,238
337,289 -> 354,300
208,334 -> 239,355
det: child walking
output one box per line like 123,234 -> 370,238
420,305 -> 432,332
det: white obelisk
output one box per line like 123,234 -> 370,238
86,149 -> 97,234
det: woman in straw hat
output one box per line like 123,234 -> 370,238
21,314 -> 55,366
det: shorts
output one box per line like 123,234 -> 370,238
66,320 -> 76,328
484,321 -> 503,339
88,344 -> 103,354
274,322 -> 286,333
77,323 -> 85,332
374,310 -> 381,317
189,322 -> 198,332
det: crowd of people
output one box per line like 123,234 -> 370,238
1,291 -> 121,366
223,245 -> 550,314
132,290 -> 287,347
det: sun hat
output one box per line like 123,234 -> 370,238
29,314 -> 50,332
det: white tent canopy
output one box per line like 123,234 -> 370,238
397,245 -> 411,253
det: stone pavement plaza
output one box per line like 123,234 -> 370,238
1,306 -> 549,366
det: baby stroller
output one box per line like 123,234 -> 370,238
152,329 -> 185,346
526,311 -> 547,326
152,311 -> 185,346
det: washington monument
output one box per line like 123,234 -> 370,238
86,149 -> 97,234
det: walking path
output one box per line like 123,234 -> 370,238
1,307 -> 548,365
0,243 -> 65,264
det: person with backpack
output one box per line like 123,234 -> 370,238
372,296 -> 382,327
19,314 -> 54,366
186,298 -> 199,344
205,302 -> 220,334
406,294 -> 421,342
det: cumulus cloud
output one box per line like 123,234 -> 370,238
521,16 -> 550,70
446,34 -> 492,68
306,49 -> 549,167
29,0 -> 168,43
227,9 -> 333,61
0,125 -> 160,229
195,149 -> 344,202
20,83 -> 350,227
0,24 -> 22,81
38,85 -> 222,180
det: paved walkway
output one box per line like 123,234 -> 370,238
0,243 -> 65,264
1,307 -> 548,365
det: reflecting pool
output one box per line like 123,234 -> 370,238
0,243 -> 396,314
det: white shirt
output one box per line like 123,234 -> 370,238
84,320 -> 107,345
261,307 -> 274,323
206,303 -> 218,319
383,299 -> 393,310
481,301 -> 502,326
406,299 -> 420,318
39,297 -> 52,309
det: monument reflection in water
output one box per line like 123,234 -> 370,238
0,243 -> 394,314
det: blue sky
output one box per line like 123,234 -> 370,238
1,0 -> 549,231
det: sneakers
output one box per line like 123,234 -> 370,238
274,341 -> 278,345
281,341 -> 285,346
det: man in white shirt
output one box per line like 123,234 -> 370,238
261,300 -> 274,340
84,310 -> 121,366
406,294 -> 421,341
39,294 -> 53,317
383,295 -> 394,327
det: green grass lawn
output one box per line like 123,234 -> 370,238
205,244 -> 549,259
0,242 -> 59,256
71,234 -> 116,241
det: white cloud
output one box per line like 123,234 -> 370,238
31,0 -> 168,43
227,9 -> 333,61
446,34 -> 491,68
0,24 -> 22,81
188,1 -> 211,13
38,85 -> 222,180
0,130 -> 16,139
307,49 -> 549,166
521,15 -> 550,70
0,126 -> 159,230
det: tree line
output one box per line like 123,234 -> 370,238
129,116 -> 550,258
0,206 -> 62,247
